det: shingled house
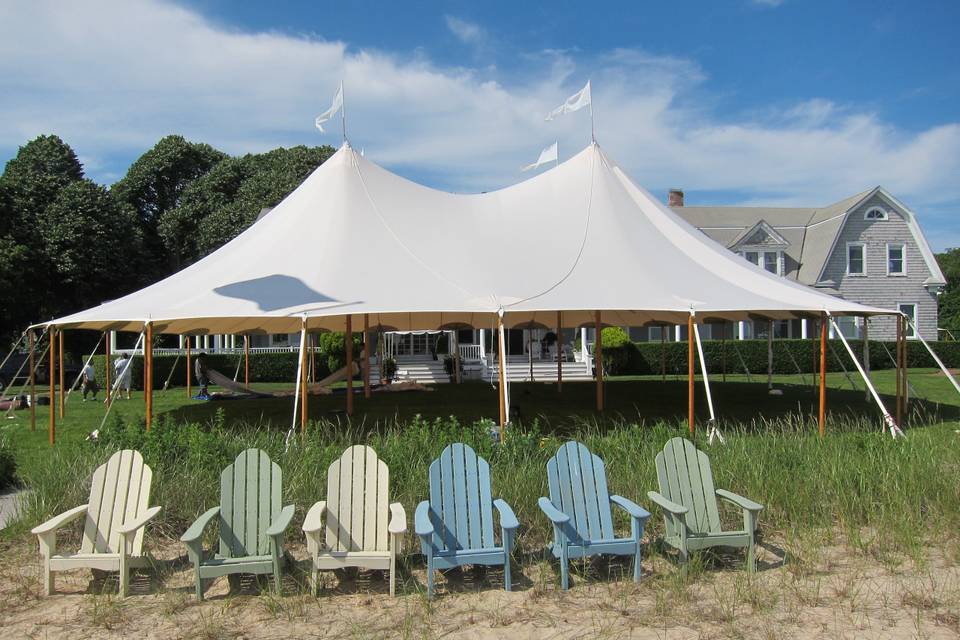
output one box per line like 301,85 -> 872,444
669,187 -> 946,341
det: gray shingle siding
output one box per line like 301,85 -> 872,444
820,194 -> 938,340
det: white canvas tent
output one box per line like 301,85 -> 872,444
47,142 -> 891,334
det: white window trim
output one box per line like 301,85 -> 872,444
846,242 -> 866,276
897,302 -> 918,339
864,206 -> 889,221
886,242 -> 906,276
740,248 -> 783,276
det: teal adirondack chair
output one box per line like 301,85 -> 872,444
538,441 -> 651,590
647,437 -> 764,571
414,443 -> 519,598
181,449 -> 295,599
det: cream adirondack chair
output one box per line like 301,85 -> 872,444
31,449 -> 161,598
302,445 -> 407,595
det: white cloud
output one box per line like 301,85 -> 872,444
0,0 -> 957,249
445,16 -> 486,46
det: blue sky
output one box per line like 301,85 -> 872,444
1,0 -> 958,248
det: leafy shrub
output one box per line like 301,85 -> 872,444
0,435 -> 16,490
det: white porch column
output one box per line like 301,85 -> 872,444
110,331 -> 118,352
580,327 -> 588,356
674,325 -> 681,342
738,321 -> 745,341
801,319 -> 808,340
479,329 -> 486,358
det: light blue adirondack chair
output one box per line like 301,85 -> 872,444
538,441 -> 651,590
180,449 -> 295,600
414,443 -> 519,598
648,437 -> 763,571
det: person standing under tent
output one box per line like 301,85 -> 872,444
112,354 -> 133,400
80,362 -> 98,401
195,352 -> 210,399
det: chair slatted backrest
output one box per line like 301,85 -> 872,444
547,441 -> 615,544
324,445 -> 390,553
219,449 -> 282,558
655,437 -> 721,537
427,443 -> 495,553
80,449 -> 153,555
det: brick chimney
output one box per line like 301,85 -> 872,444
668,188 -> 684,207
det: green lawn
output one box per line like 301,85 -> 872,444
5,368 -> 958,467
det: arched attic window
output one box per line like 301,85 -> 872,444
864,206 -> 889,221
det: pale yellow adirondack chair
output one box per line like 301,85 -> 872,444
302,445 -> 407,595
31,449 -> 161,598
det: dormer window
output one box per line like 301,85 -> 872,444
864,207 -> 888,221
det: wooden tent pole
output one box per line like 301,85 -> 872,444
556,311 -> 562,392
595,311 -> 604,412
29,330 -> 36,432
244,335 -> 250,386
310,334 -> 316,384
688,314 -> 694,435
895,315 -> 903,428
58,329 -> 65,419
48,326 -> 56,446
862,317 -> 870,402
902,317 -> 909,420
453,330 -> 461,385
363,314 -> 371,398
497,314 -> 507,429
300,322 -> 308,434
145,323 -> 153,432
104,332 -> 111,405
185,338 -> 192,398
819,313 -> 827,437
345,315 -> 353,416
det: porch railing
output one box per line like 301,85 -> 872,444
458,344 -> 484,362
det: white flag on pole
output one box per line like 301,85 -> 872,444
314,82 -> 343,133
521,141 -> 558,172
545,80 -> 591,121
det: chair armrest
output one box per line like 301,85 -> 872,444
266,504 -> 295,538
302,501 -> 326,534
610,495 -> 651,521
537,497 -> 570,525
117,506 -> 162,536
388,502 -> 407,535
492,499 -> 519,531
716,489 -> 763,513
31,504 -> 88,535
414,501 -> 433,538
180,506 -> 220,544
647,491 -> 689,516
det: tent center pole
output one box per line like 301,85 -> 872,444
29,330 -> 36,432
105,331 -> 111,405
688,314 -> 694,435
819,313 -> 827,437
301,326 -> 309,434
186,338 -> 192,398
58,330 -> 65,419
497,314 -> 507,429
862,317 -> 870,402
345,316 -> 353,417
595,311 -> 603,413
49,326 -> 56,447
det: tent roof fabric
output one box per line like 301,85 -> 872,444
46,143 -> 894,335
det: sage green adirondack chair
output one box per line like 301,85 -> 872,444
302,445 -> 407,596
181,449 -> 295,599
31,449 -> 161,598
647,437 -> 763,571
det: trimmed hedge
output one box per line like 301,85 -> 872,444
602,338 -> 960,376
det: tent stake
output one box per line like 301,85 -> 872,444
345,315 -> 353,417
819,313 -> 826,437
29,329 -> 36,432
556,311 -> 562,392
363,314 -> 371,397
595,311 -> 603,412
58,330 -> 65,419
688,314 -> 695,434
145,323 -> 153,432
49,326 -> 56,446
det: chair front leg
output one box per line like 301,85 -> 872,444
502,527 -> 512,592
118,534 -> 130,598
744,509 -> 759,572
185,541 -> 205,600
270,537 -> 283,595
37,532 -> 55,596
631,517 -> 642,583
426,554 -> 434,599
558,530 -> 570,591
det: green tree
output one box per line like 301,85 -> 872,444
111,135 -> 227,277
936,248 -> 960,335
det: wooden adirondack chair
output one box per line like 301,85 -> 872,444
302,445 -> 407,595
538,441 -> 650,590
647,437 -> 764,571
414,443 -> 519,598
180,449 -> 295,600
31,449 -> 161,598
